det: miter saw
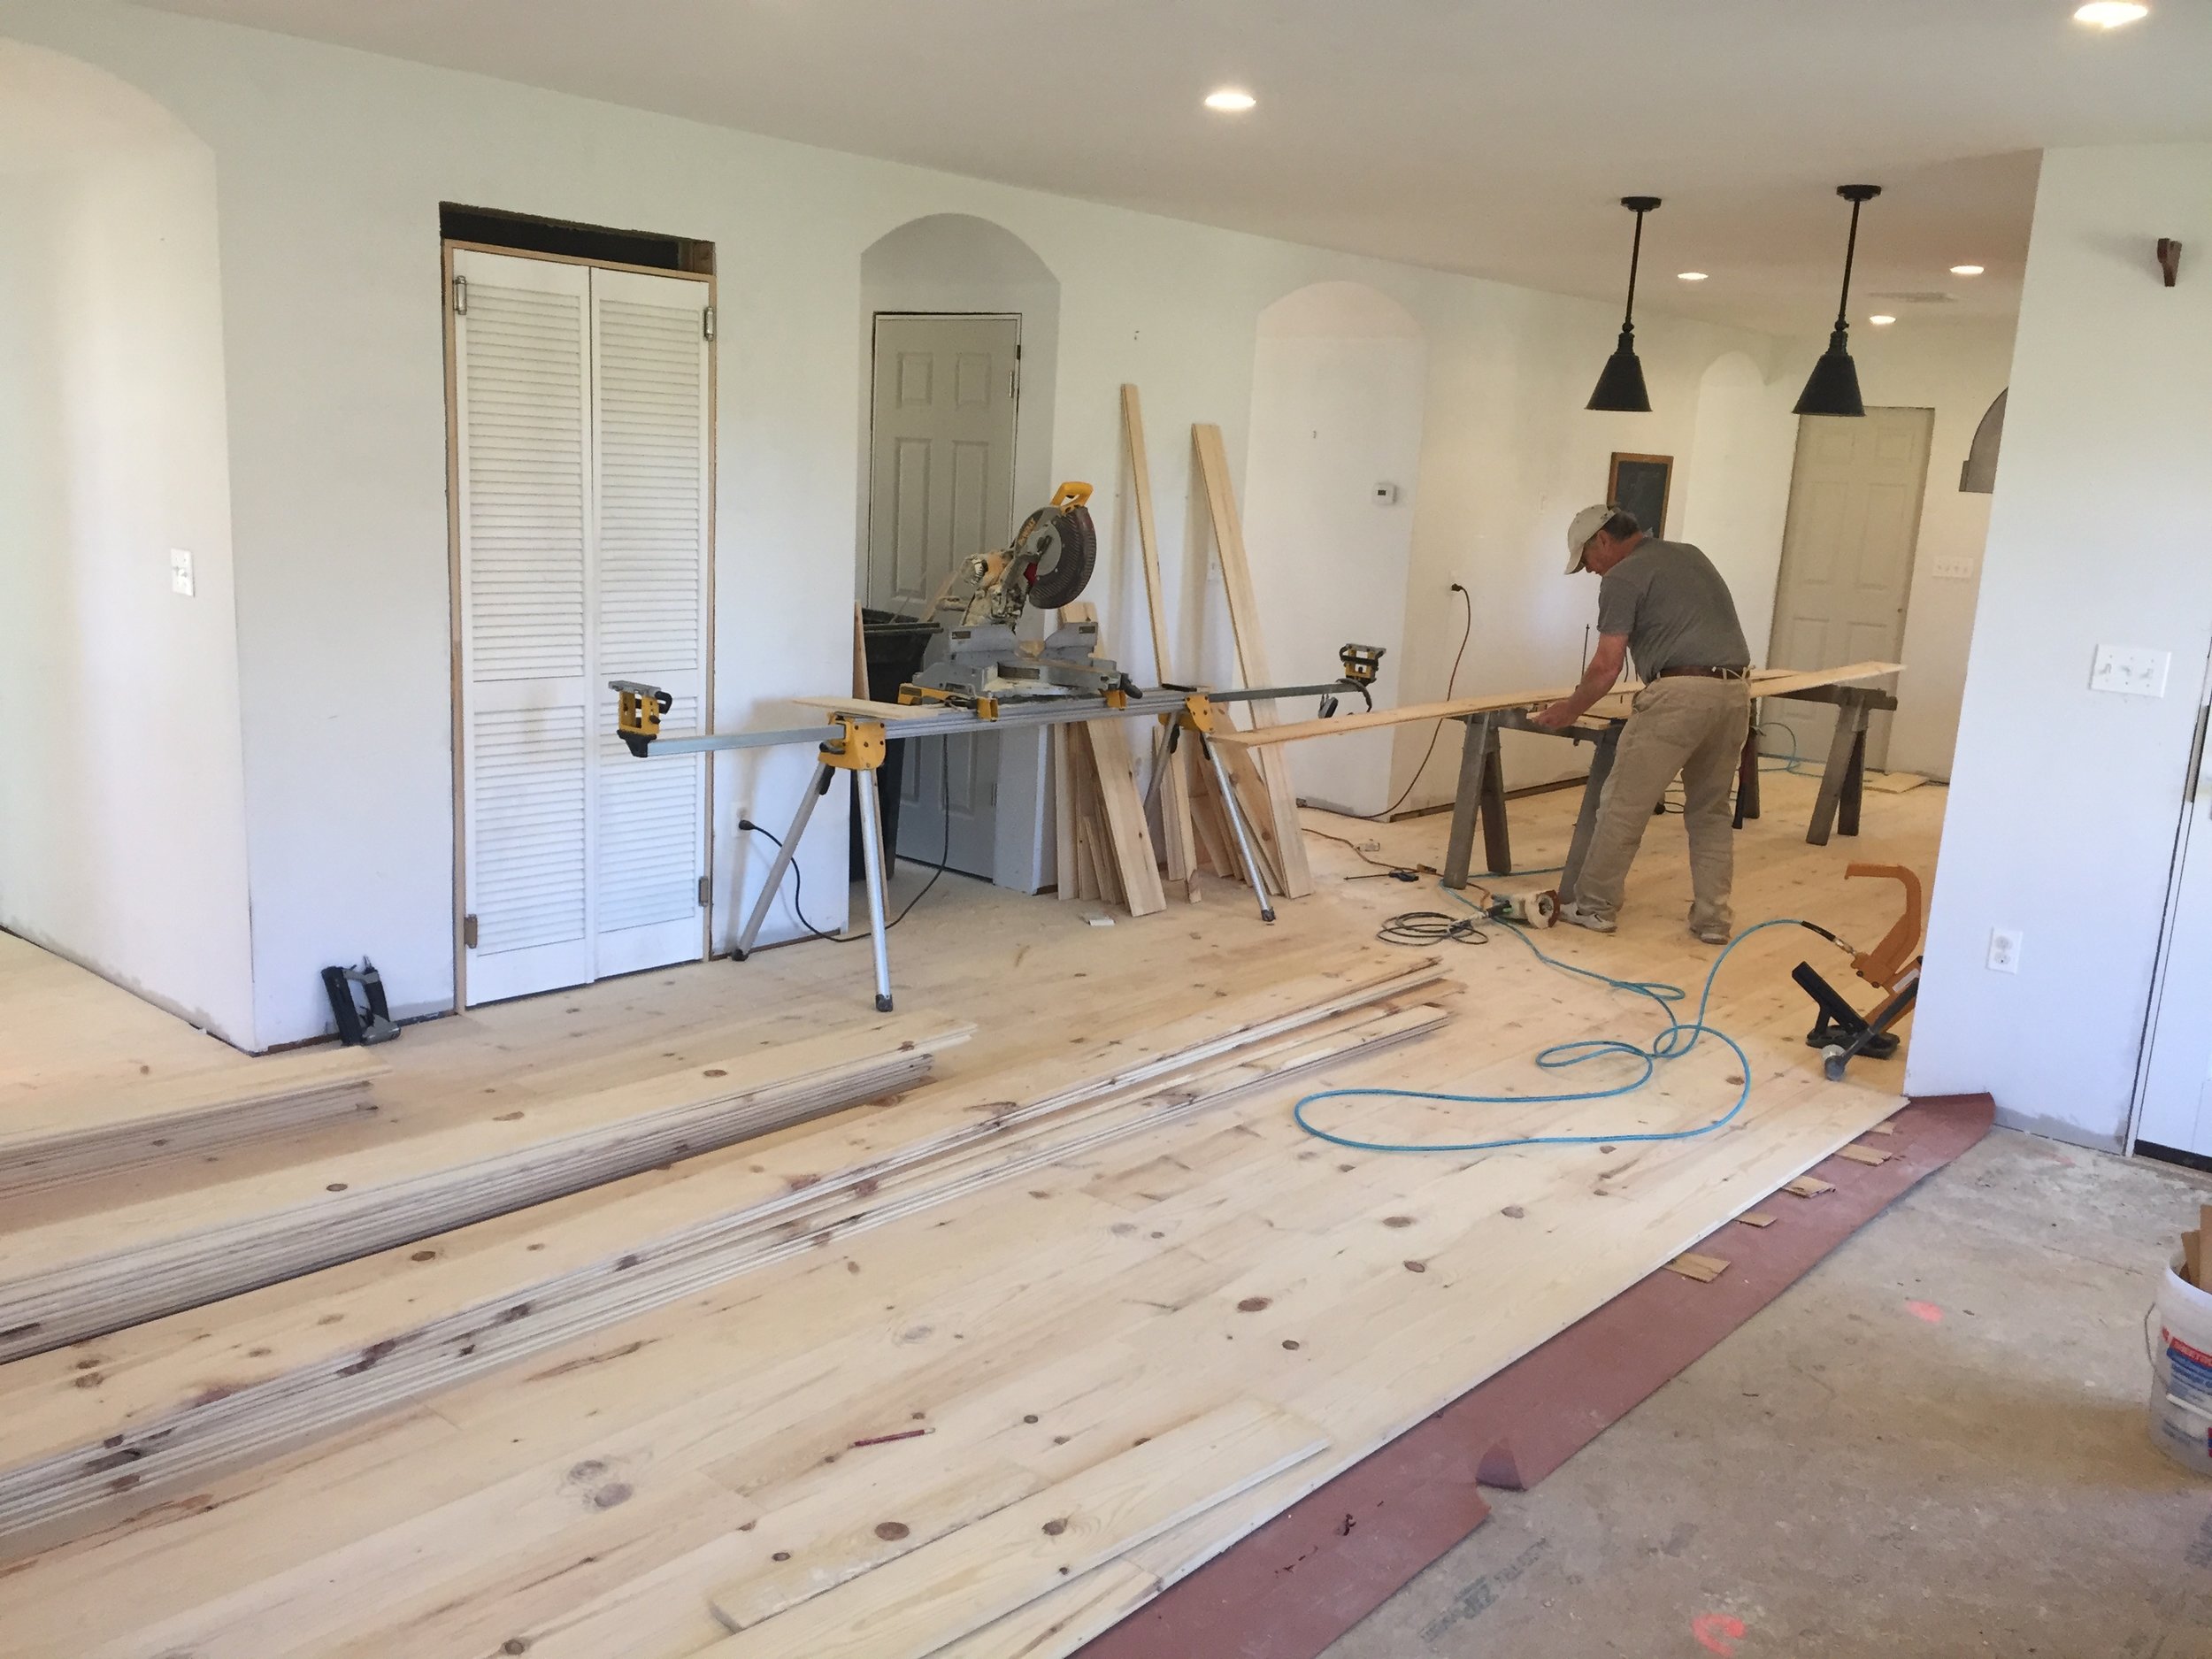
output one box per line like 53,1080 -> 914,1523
904,482 -> 1137,708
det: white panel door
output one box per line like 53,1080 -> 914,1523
1766,406 -> 1932,770
454,250 -> 710,1005
865,313 -> 1019,880
590,266 -> 710,979
455,250 -> 596,1004
2134,655 -> 2212,1156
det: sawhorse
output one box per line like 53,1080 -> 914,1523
1440,680 -> 1901,897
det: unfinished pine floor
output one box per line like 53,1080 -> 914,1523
0,769 -> 1945,1656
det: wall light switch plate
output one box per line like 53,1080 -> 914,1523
1371,481 -> 1401,506
1929,555 -> 1976,581
2090,644 -> 2170,698
1987,928 -> 2023,974
169,548 -> 195,597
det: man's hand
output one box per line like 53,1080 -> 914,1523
1531,701 -> 1580,730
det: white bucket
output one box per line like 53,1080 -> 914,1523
2148,1255 -> 2212,1474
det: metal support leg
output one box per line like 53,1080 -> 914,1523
854,766 -> 895,1011
1557,725 -> 1622,907
1732,708 -> 1763,829
1199,733 -> 1277,923
1808,702 -> 1870,847
1442,716 -> 1510,888
733,760 -> 835,959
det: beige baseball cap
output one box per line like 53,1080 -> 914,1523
1565,503 -> 1619,573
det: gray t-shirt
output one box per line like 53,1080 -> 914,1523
1596,537 -> 1751,680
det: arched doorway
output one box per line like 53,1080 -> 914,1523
0,40 -> 255,1047
853,214 -> 1062,888
1241,280 -> 1427,816
1678,349 -> 1794,667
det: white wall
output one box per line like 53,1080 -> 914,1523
0,0 -> 1810,1046
1909,143 -> 2212,1150
1242,282 -> 1425,815
0,41 -> 257,1047
1678,350 -> 1796,669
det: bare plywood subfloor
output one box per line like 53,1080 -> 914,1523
0,772 -> 1945,1657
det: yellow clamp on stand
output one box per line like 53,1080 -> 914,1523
613,679 -> 674,758
1162,692 -> 1277,924
818,714 -> 887,772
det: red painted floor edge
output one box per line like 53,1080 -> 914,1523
1078,1092 -> 1994,1659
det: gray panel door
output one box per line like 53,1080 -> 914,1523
865,313 -> 1020,880
1767,406 -> 1932,771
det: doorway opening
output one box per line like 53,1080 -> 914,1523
856,215 -> 1060,894
1766,407 -> 1934,772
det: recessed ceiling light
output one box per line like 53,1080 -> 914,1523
1677,271 -> 1709,282
1203,88 -> 1256,112
2073,2 -> 2148,27
1869,314 -> 1898,326
1949,264 -> 1985,276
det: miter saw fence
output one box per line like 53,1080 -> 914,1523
910,481 -> 1135,705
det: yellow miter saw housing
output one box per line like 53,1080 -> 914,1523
907,482 -> 1135,708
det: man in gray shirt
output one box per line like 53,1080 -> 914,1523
1533,505 -> 1752,943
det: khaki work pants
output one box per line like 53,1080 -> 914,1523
1572,677 -> 1751,933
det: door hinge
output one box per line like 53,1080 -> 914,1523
1010,367 -> 1018,398
703,305 -> 716,342
462,912 -> 480,949
697,874 -> 712,907
451,273 -> 468,316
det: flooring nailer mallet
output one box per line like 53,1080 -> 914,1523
1793,863 -> 1924,1082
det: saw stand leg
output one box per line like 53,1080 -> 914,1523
732,718 -> 896,1011
1196,732 -> 1278,924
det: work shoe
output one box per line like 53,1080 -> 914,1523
1689,922 -> 1731,946
1559,902 -> 1617,935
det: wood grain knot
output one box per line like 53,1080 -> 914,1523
1382,1216 -> 1414,1229
1041,1518 -> 1068,1537
1237,1297 -> 1271,1313
875,1521 -> 910,1541
1502,1205 -> 1526,1219
1403,1260 -> 1428,1273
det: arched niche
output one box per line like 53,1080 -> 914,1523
0,38 -> 256,1048
1242,280 -> 1427,816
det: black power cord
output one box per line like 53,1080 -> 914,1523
1348,582 -> 1473,823
738,738 -> 954,945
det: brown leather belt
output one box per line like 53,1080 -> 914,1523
1655,665 -> 1751,681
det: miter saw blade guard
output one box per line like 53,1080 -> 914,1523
1018,486 -> 1097,611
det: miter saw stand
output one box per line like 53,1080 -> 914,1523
610,488 -> 1388,1010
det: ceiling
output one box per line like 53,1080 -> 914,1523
132,0 -> 2212,336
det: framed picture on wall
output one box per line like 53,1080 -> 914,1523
1608,452 -> 1673,538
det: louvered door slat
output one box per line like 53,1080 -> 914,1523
590,273 -> 710,976
455,251 -> 597,1004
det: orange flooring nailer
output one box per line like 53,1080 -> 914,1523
1793,863 -> 1924,1082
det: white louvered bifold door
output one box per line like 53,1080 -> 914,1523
456,250 -> 597,1004
589,266 -> 710,979
454,251 -> 711,1005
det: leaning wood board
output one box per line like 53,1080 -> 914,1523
1122,384 -> 1198,893
1213,662 -> 1907,749
1191,422 -> 1313,898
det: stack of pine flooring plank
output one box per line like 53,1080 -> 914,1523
0,1017 -> 966,1364
0,963 -> 1448,1555
0,1048 -> 387,1198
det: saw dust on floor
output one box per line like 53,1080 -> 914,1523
0,770 -> 1946,1657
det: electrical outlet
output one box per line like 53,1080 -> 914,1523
1986,928 -> 2023,974
2090,644 -> 2170,698
169,548 -> 195,597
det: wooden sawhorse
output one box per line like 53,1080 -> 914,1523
1441,681 -> 1900,898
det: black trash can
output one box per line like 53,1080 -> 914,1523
849,609 -> 940,880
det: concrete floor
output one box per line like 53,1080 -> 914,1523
1328,1128 -> 2212,1658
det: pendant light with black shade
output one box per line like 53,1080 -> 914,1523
1586,196 -> 1660,412
1794,184 -> 1882,418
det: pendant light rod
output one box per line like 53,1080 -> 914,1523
1830,183 -> 1881,326
1620,195 -> 1660,327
